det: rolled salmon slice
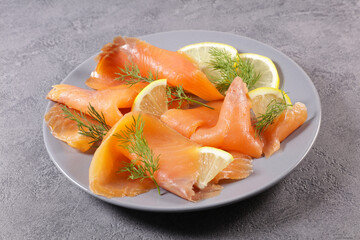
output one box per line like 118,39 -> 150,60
45,103 -> 96,152
262,102 -> 307,158
212,152 -> 253,183
86,36 -> 224,101
160,101 -> 223,138
46,83 -> 146,126
191,77 -> 263,158
89,112 -> 223,201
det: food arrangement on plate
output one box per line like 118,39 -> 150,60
44,36 -> 307,202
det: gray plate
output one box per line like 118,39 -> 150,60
43,30 -> 321,212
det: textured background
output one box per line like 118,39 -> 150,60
1,0 -> 359,239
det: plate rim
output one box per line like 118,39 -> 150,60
43,30 -> 322,212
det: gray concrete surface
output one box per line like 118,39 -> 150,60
1,0 -> 359,239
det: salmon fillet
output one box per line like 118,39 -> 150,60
89,112 -> 223,201
212,152 -> 253,183
89,128 -> 155,197
86,36 -> 224,101
262,102 -> 307,157
191,77 -> 263,158
46,83 -> 146,126
45,103 -> 96,152
160,101 -> 223,138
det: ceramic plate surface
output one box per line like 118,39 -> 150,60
43,30 -> 321,212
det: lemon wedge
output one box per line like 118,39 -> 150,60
178,42 -> 238,82
238,53 -> 280,90
248,87 -> 291,118
196,147 -> 234,189
132,79 -> 168,117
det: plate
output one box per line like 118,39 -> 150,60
43,30 -> 321,212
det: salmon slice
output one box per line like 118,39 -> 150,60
160,101 -> 222,138
46,83 -> 146,126
89,112 -> 222,201
45,103 -> 96,152
262,102 -> 307,158
86,36 -> 224,101
212,152 -> 252,183
191,77 -> 263,158
89,126 -> 155,197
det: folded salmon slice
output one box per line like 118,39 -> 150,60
86,36 -> 224,101
89,117 -> 155,197
191,77 -> 263,158
89,112 -> 222,201
212,152 -> 253,183
45,103 -> 96,152
90,157 -> 155,198
262,102 -> 307,157
46,83 -> 146,126
160,101 -> 223,138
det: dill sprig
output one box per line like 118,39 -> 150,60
114,114 -> 161,194
166,85 -> 214,109
116,63 -> 214,109
62,104 -> 110,144
254,93 -> 292,136
208,48 -> 261,93
115,63 -> 157,87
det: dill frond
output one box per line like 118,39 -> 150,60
166,85 -> 214,109
62,104 -> 110,144
208,48 -> 261,93
117,63 -> 214,109
254,93 -> 292,136
115,63 -> 157,86
114,114 -> 161,194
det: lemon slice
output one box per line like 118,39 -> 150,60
178,42 -> 238,82
196,147 -> 234,189
238,53 -> 279,90
132,79 -> 168,117
248,87 -> 291,118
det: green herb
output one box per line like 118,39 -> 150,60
254,93 -> 292,136
115,63 -> 157,86
114,114 -> 161,194
116,63 -> 214,109
166,85 -> 214,109
208,48 -> 261,93
62,104 -> 110,144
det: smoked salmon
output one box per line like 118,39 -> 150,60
212,152 -> 252,183
47,83 -> 146,126
89,116 -> 156,197
262,102 -> 307,157
89,112 -> 223,201
44,35 -> 311,203
191,77 -> 263,158
45,103 -> 97,152
160,101 -> 223,138
86,36 -> 224,101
